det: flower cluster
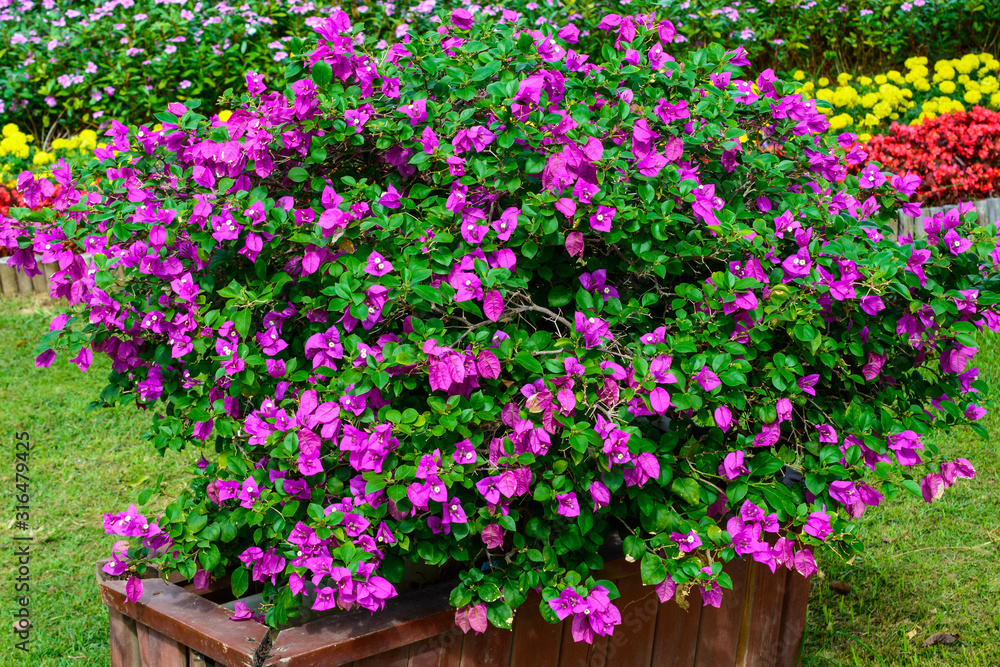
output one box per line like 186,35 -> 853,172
857,105 -> 1000,206
6,6 -> 995,643
0,123 -> 97,187
794,52 -> 1000,135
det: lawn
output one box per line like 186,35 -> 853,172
0,292 -> 997,666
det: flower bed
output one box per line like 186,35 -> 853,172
5,1 -> 995,656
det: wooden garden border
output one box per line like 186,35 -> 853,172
97,557 -> 810,667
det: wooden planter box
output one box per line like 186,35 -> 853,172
0,255 -> 57,297
97,556 -> 809,667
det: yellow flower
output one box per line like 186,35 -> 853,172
940,80 -> 957,94
858,76 -> 873,86
956,54 -> 980,74
872,101 -> 892,118
2,123 -> 19,138
800,81 -> 815,93
887,70 -> 903,83
981,76 -> 999,94
958,74 -> 970,84
793,70 -> 806,81
837,72 -> 853,85
32,151 -> 55,167
991,92 -> 1000,109
218,110 -> 233,122
860,92 -> 880,108
858,133 -> 872,142
828,113 -> 854,130
965,90 -> 982,104
874,74 -> 888,85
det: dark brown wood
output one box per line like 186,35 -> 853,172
354,645 -> 410,667
100,578 -> 266,667
559,618 -> 592,667
407,629 -> 464,667
263,580 -> 456,667
603,573 -> 658,667
743,563 -> 788,666
137,623 -> 188,667
508,589 -> 563,667
457,619 -> 513,667
109,608 -> 141,667
99,557 -> 810,667
650,591 -> 702,667
776,570 -> 811,667
693,558 -> 749,666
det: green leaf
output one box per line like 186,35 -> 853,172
312,60 -> 333,87
671,477 -> 701,505
471,61 -> 502,82
640,552 -> 667,585
230,567 -> 249,598
412,285 -> 442,304
513,351 -> 543,374
288,167 -> 309,183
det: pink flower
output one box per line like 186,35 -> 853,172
671,530 -> 702,552
365,252 -> 394,277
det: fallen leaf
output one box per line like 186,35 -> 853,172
828,580 -> 852,595
906,627 -> 919,640
922,633 -> 960,648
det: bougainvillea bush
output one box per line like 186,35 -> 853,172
858,106 -> 1000,206
4,8 -> 996,642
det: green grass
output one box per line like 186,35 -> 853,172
0,293 -> 997,666
0,295 -> 188,667
801,333 -> 1000,666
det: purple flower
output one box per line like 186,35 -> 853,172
694,366 -> 721,391
379,184 -> 402,209
590,480 -> 610,509
398,99 -> 427,125
714,405 -> 733,432
451,8 -> 474,29
671,530 -> 702,552
556,492 -> 580,517
365,251 -> 394,277
589,205 -> 616,233
797,374 -> 819,396
920,473 -> 945,503
573,312 -> 613,348
720,450 -> 747,479
858,164 -> 886,189
782,248 -> 812,280
579,269 -> 619,301
481,523 -> 504,549
803,511 -> 832,540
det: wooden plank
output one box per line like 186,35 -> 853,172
0,264 -> 17,296
743,564 -> 788,666
31,270 -> 48,296
264,581 -> 456,667
693,558 -> 749,666
556,615 -> 609,667
508,589 -> 562,667
15,266 -> 33,294
776,571 -> 811,667
457,624 -> 513,667
355,645 -> 410,667
110,608 -> 141,667
407,629 -> 464,667
189,652 -> 209,667
138,623 -> 188,667
100,578 -> 266,667
602,573 -> 658,667
650,595 -> 702,667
